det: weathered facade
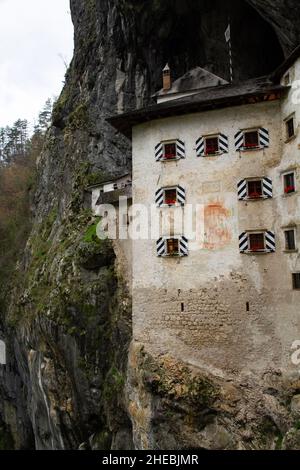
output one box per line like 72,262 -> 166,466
108,48 -> 300,448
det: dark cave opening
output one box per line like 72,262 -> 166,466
134,0 -> 285,91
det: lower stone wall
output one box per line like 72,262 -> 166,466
133,272 -> 291,375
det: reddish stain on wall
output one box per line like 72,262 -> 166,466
204,203 -> 232,250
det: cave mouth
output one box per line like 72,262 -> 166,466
140,0 -> 285,90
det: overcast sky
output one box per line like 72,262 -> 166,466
0,0 -> 74,128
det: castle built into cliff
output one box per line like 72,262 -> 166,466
91,46 -> 300,377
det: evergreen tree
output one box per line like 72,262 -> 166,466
0,98 -> 53,303
0,98 -> 53,166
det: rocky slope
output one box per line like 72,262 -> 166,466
1,0 -> 300,450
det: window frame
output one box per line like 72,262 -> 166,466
285,114 -> 296,142
240,230 -> 275,254
163,187 -> 179,206
246,179 -> 264,200
292,273 -> 300,290
164,236 -> 181,257
162,141 -> 179,161
248,231 -> 266,253
283,171 -> 296,195
204,135 -> 220,156
243,129 -> 260,150
284,227 -> 297,252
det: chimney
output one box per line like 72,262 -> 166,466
163,63 -> 171,91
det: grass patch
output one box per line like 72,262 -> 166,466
83,218 -> 101,243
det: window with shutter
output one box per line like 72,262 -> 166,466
196,134 -> 228,157
155,186 -> 186,207
235,128 -> 269,151
155,140 -> 185,161
157,236 -> 188,257
239,230 -> 275,253
238,177 -> 272,200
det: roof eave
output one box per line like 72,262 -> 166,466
85,172 -> 131,191
107,85 -> 287,139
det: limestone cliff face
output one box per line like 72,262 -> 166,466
0,0 -> 300,450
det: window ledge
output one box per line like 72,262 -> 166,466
161,156 -> 181,162
243,196 -> 269,201
203,151 -> 223,157
243,250 -> 273,255
282,191 -> 297,198
284,134 -> 297,144
239,146 -> 264,152
160,203 -> 183,208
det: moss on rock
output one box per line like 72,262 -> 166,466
139,348 -> 218,409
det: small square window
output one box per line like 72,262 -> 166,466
249,233 -> 265,252
244,131 -> 259,149
164,188 -> 177,205
163,143 -> 177,160
205,137 -> 219,155
292,273 -> 300,290
285,229 -> 296,251
166,238 -> 179,256
283,172 -> 296,194
247,180 -> 263,199
286,117 -> 295,140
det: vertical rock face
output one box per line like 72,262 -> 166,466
0,0 -> 300,450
